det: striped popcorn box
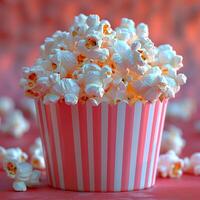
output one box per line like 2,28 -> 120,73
35,99 -> 168,192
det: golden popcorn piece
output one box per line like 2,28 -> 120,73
85,37 -> 98,49
6,161 -> 17,176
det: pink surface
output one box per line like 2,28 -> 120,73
1,172 -> 200,200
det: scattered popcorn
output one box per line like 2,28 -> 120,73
0,146 -> 28,168
1,145 -> 41,192
161,125 -> 185,155
0,97 -> 15,117
3,159 -> 41,191
30,137 -> 45,170
0,110 -> 30,138
166,98 -> 196,120
20,14 -> 187,104
158,150 -> 184,178
183,153 -> 200,175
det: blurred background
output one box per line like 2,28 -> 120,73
0,0 -> 200,156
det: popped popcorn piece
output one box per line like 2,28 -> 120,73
0,110 -> 30,138
30,137 -> 45,170
183,153 -> 200,175
4,159 -> 41,192
44,78 -> 80,105
136,23 -> 149,38
130,66 -> 167,102
0,146 -> 28,167
0,97 -> 15,117
48,49 -> 77,78
158,150 -> 184,178
115,18 -> 136,43
20,14 -> 187,104
76,63 -> 112,100
156,44 -> 183,70
161,125 -> 185,155
166,98 -> 196,120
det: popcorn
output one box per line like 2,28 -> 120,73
4,159 -> 41,191
183,153 -> 200,175
30,137 -> 45,170
136,23 -> 149,38
158,150 -> 184,178
0,110 -> 30,138
77,38 -> 109,61
48,49 -> 77,78
44,78 -> 80,105
0,146 -> 28,167
166,98 -> 196,120
76,63 -> 112,101
1,145 -> 41,191
115,18 -> 136,43
20,14 -> 187,104
156,45 -> 183,70
0,97 -> 15,117
161,125 -> 185,155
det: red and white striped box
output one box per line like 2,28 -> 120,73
35,99 -> 168,192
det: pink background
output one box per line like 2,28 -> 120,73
0,0 -> 200,199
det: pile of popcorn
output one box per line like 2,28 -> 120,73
0,146 -> 41,192
158,151 -> 200,178
0,137 -> 45,192
20,14 -> 187,105
161,125 -> 185,155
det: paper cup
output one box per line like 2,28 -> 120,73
35,99 -> 168,192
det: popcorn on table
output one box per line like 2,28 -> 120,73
0,97 -> 15,117
4,159 -> 41,192
20,14 -> 187,105
161,125 -> 185,155
30,137 -> 45,170
0,146 -> 28,168
1,146 -> 41,192
0,110 -> 30,138
183,152 -> 200,176
166,98 -> 196,121
158,150 -> 184,178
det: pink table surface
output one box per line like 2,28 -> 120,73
0,172 -> 200,200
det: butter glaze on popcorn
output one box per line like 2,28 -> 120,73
20,14 -> 187,105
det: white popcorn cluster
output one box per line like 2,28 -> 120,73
0,146 -> 41,192
0,97 -> 15,117
0,97 -> 30,138
161,125 -> 185,155
20,14 -> 187,104
158,151 -> 200,179
30,137 -> 45,170
0,110 -> 30,138
166,98 -> 196,121
183,153 -> 200,176
158,150 -> 184,178
0,146 -> 28,166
